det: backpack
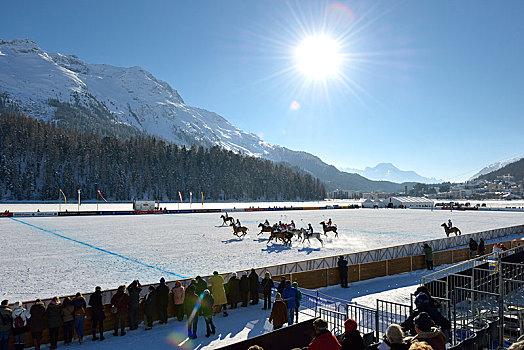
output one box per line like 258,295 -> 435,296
14,313 -> 24,328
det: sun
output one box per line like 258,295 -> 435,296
295,35 -> 342,79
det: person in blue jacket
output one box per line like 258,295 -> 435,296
281,280 -> 297,326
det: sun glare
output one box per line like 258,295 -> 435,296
295,35 -> 341,79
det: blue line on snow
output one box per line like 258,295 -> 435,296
9,217 -> 187,279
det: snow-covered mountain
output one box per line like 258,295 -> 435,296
0,38 -> 410,192
341,163 -> 441,184
470,154 -> 524,180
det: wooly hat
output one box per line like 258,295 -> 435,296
242,271 -> 248,276
313,318 -> 328,330
204,289 -> 210,295
415,293 -> 430,306
14,301 -> 22,308
414,312 -> 433,332
292,281 -> 298,288
344,319 -> 357,332
231,272 -> 237,277
275,293 -> 282,301
160,277 -> 165,283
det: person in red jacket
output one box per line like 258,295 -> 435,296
308,318 -> 341,350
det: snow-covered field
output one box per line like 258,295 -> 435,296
2,205 -> 523,302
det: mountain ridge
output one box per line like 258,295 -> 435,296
0,38 -> 413,192
341,162 -> 442,184
470,154 -> 524,180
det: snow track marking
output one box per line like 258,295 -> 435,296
9,217 -> 187,279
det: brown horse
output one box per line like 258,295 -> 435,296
221,215 -> 234,226
258,223 -> 274,235
268,231 -> 293,246
441,223 -> 461,237
320,221 -> 338,238
232,225 -> 249,237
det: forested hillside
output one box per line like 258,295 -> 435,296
478,157 -> 524,183
0,112 -> 326,201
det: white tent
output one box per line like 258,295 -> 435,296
385,196 -> 434,208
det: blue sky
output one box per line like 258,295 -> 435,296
2,1 -> 524,181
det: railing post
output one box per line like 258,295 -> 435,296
375,300 -> 380,341
497,254 -> 504,349
315,290 -> 319,318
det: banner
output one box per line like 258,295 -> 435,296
97,190 -> 108,202
59,189 -> 67,204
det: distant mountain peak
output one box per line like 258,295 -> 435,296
470,154 -> 524,180
341,162 -> 441,184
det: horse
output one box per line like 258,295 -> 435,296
221,215 -> 234,226
258,223 -> 274,235
302,231 -> 324,246
293,228 -> 304,241
320,221 -> 338,238
232,225 -> 249,238
441,223 -> 461,237
268,231 -> 293,246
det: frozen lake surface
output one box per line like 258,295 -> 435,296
2,207 -> 524,301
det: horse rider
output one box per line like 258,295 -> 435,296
448,219 -> 453,229
263,219 -> 270,227
235,219 -> 241,228
306,223 -> 314,236
224,212 -> 229,218
327,218 -> 333,228
289,220 -> 296,231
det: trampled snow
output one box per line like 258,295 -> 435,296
2,205 -> 523,302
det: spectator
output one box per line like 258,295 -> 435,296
478,238 -> 486,256
127,280 -> 142,330
201,289 -> 216,337
407,312 -> 446,350
469,238 -> 478,258
226,273 -> 241,309
73,292 -> 87,344
249,269 -> 260,305
292,282 -> 302,323
0,300 -> 13,350
261,272 -> 275,310
414,286 -> 441,310
142,286 -> 156,330
210,271 -> 228,317
240,272 -> 249,307
248,346 -> 264,350
509,340 -> 524,350
423,244 -> 433,270
408,342 -> 432,350
195,276 -> 207,297
172,281 -> 185,321
269,293 -> 287,330
61,297 -> 74,346
401,293 -> 450,336
379,324 -> 409,350
29,299 -> 46,350
341,319 -> 365,350
184,285 -> 199,339
308,318 -> 341,350
156,277 -> 169,324
111,285 -> 130,336
338,256 -> 349,288
46,297 -> 63,349
88,286 -> 105,341
276,276 -> 287,295
11,301 -> 31,350
282,280 -> 297,326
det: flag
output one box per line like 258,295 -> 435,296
190,191 -> 193,205
59,189 -> 67,204
201,192 -> 204,205
178,191 -> 183,203
97,190 -> 108,202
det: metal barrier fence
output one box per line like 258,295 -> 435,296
376,299 -> 411,340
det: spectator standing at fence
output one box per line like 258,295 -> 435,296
195,276 -> 208,297
88,286 -> 105,341
469,238 -> 478,258
414,286 -> 441,310
277,276 -> 287,295
172,281 -> 185,321
61,297 -> 74,346
261,272 -> 274,310
407,312 -> 446,350
46,297 -> 63,349
142,286 -> 156,330
423,244 -> 433,271
341,319 -> 365,350
156,277 -> 169,324
11,301 -> 30,350
291,282 -> 302,323
308,318 -> 341,350
184,285 -> 200,339
379,324 -> 409,350
240,272 -> 249,307
282,280 -> 297,326
226,273 -> 241,309
29,299 -> 46,350
401,293 -> 450,337
268,293 -> 287,330
73,292 -> 87,344
249,269 -> 260,305
338,256 -> 349,288
210,271 -> 228,317
127,280 -> 142,330
201,289 -> 216,337
111,285 -> 130,336
0,300 -> 12,350
478,238 -> 486,256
